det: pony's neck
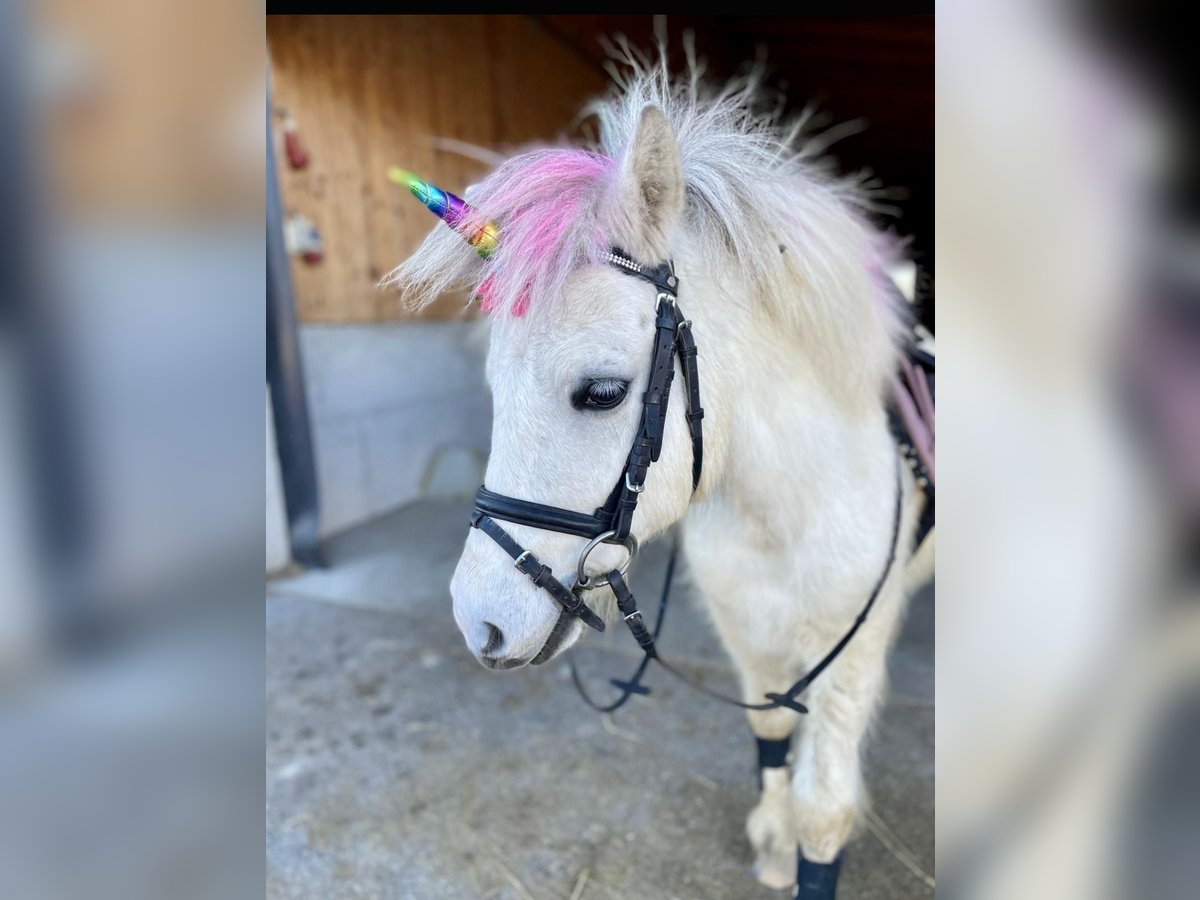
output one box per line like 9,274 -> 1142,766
675,222 -> 898,503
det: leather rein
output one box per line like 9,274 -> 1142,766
469,248 -> 904,715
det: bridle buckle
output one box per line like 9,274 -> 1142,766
624,471 -> 645,493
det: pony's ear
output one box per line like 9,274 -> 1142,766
607,106 -> 684,260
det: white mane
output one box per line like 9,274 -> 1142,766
588,39 -> 909,401
387,38 -> 908,405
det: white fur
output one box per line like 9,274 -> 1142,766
393,46 -> 921,889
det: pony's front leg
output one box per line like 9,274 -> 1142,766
703,596 -> 804,890
743,696 -> 800,890
789,626 -> 893,899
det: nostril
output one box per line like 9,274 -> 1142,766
481,621 -> 504,657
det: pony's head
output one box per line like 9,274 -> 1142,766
386,47 -> 905,669
391,107 -> 692,668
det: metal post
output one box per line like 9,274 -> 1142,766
266,83 -> 325,569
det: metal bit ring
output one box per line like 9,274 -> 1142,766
574,531 -> 639,590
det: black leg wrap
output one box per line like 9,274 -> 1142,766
756,736 -> 791,770
793,852 -> 842,900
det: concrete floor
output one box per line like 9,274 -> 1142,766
267,499 -> 933,900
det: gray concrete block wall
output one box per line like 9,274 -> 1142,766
299,321 -> 492,539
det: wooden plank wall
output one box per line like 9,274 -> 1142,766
267,15 -> 611,322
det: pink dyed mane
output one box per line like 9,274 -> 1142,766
467,149 -> 614,317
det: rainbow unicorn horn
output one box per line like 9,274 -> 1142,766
388,167 -> 499,259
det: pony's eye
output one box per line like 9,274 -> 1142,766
572,378 -> 629,411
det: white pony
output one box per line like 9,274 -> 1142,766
389,45 -> 925,898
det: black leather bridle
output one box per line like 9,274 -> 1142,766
468,247 -> 904,716
469,247 -> 703,635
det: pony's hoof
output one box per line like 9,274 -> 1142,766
747,779 -> 796,890
792,852 -> 842,899
752,846 -> 797,891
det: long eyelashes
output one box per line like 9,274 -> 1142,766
571,378 -> 630,411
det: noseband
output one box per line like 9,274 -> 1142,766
469,247 -> 704,634
468,247 -> 906,716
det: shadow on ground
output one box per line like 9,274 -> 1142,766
267,499 -> 933,900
